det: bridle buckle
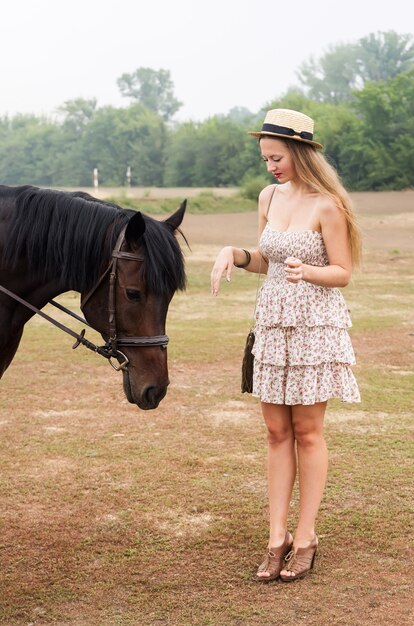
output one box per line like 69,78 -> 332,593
109,351 -> 129,371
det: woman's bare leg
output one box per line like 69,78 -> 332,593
280,401 -> 328,578
257,402 -> 295,578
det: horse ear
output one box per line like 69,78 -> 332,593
164,199 -> 186,231
125,211 -> 146,243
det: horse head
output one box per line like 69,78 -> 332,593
81,201 -> 186,410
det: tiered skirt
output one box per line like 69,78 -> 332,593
252,272 -> 360,406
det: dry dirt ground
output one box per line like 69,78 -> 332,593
0,191 -> 413,625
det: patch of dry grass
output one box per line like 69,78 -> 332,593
0,196 -> 413,625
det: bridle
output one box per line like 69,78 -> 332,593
80,225 -> 169,370
0,226 -> 169,372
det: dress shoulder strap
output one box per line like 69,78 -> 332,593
266,185 -> 277,220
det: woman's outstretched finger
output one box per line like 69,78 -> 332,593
211,266 -> 225,295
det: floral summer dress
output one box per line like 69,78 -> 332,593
252,224 -> 360,405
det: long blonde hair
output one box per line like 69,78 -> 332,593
281,139 -> 362,267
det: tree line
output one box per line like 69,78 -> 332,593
0,31 -> 413,191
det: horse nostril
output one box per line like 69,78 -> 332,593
144,386 -> 155,402
143,385 -> 164,407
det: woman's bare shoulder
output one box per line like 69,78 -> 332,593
258,184 -> 277,203
318,196 -> 346,224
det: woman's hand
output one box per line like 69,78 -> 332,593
284,257 -> 304,283
211,246 -> 235,296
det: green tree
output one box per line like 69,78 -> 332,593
358,31 -> 414,82
82,104 -> 167,186
340,68 -> 414,189
117,67 -> 182,120
0,115 -> 63,185
298,44 -> 360,103
164,115 -> 260,187
57,98 -> 97,132
226,106 -> 255,123
192,118 -> 238,186
163,121 -> 199,186
54,99 -> 98,185
298,31 -> 414,103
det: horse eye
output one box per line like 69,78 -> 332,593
126,289 -> 142,302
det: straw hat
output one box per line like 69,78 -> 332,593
249,108 -> 323,149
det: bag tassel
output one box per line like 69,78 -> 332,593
241,329 -> 255,393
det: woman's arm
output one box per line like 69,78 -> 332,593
210,185 -> 274,295
285,200 -> 353,288
210,247 -> 266,296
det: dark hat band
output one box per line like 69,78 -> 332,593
261,123 -> 313,141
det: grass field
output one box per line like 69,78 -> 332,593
0,191 -> 413,625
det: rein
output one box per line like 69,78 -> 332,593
0,283 -> 114,361
0,227 -> 169,372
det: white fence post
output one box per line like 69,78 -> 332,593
93,167 -> 99,193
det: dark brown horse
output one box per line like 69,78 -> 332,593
0,185 -> 186,410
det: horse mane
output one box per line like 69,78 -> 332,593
2,186 -> 186,295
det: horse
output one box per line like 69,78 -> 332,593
0,185 -> 186,410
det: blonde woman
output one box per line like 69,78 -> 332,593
211,109 -> 361,582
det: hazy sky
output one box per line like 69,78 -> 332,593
1,0 -> 413,122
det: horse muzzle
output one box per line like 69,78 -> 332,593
122,370 -> 169,410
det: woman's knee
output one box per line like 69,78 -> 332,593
262,403 -> 293,446
266,424 -> 294,446
291,404 -> 326,448
292,422 -> 324,448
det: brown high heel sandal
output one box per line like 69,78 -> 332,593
255,532 -> 293,582
279,537 -> 318,582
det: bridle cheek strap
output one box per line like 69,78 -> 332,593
81,226 -> 169,370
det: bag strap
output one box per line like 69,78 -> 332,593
266,184 -> 277,219
251,256 -> 262,323
250,185 -> 277,323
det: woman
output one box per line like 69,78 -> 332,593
210,109 -> 361,582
